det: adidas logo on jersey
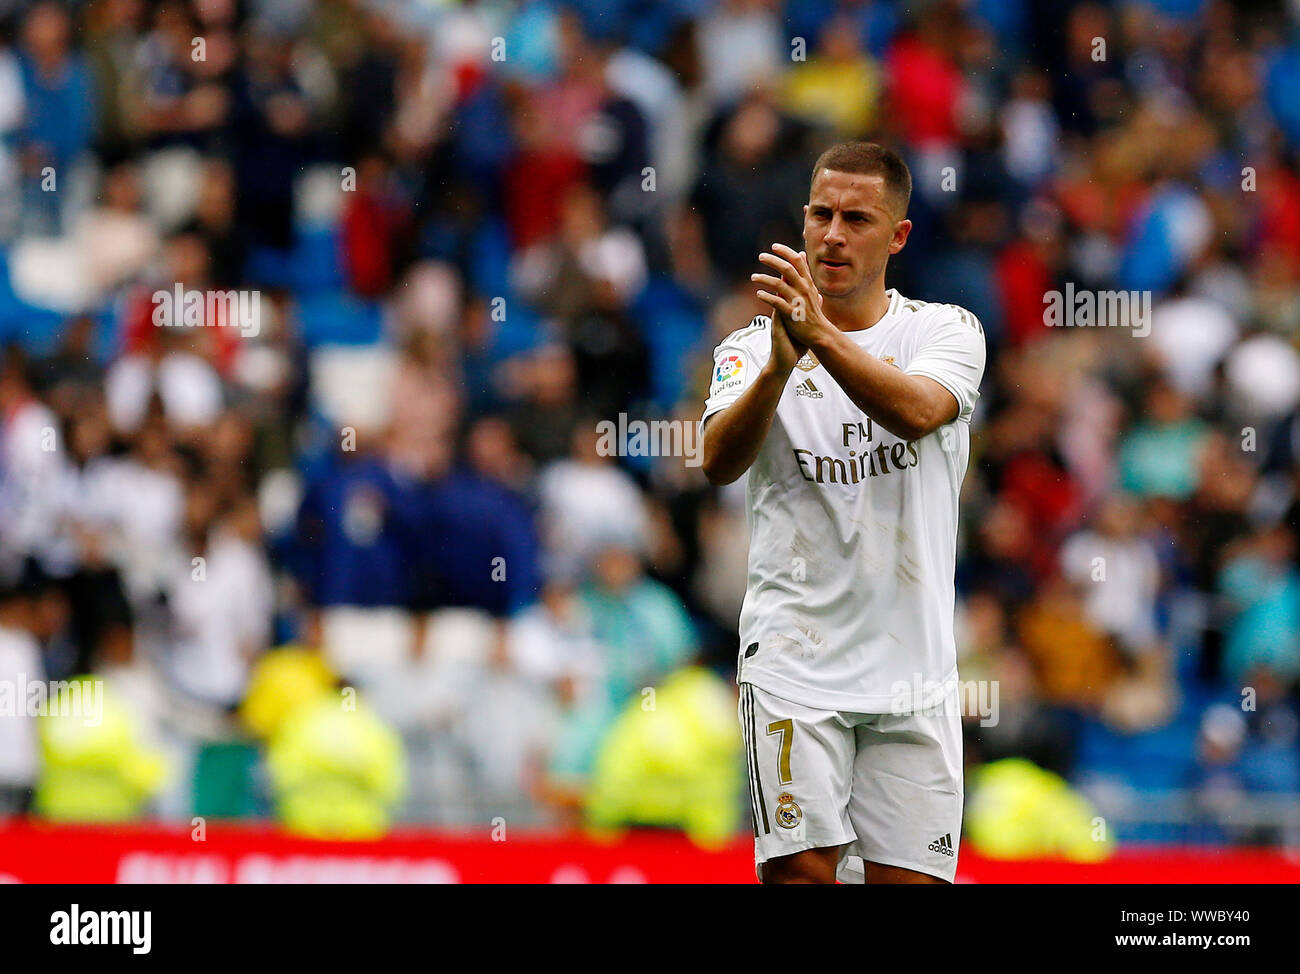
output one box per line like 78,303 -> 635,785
928,833 -> 955,857
795,378 -> 823,399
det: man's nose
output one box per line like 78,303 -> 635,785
824,215 -> 847,245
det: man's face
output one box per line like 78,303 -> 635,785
803,169 -> 911,299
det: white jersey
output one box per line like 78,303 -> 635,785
701,288 -> 986,713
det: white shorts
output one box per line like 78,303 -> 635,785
738,681 -> 963,883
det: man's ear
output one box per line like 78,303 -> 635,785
890,219 -> 913,255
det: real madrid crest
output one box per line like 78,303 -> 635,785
775,793 -> 803,829
794,351 -> 819,372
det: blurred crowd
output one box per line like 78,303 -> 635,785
0,0 -> 1299,846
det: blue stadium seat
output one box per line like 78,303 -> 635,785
1076,714 -> 1199,790
0,248 -> 74,355
296,291 -> 386,348
292,226 -> 345,294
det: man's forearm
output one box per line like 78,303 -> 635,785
700,365 -> 791,485
808,328 -> 950,440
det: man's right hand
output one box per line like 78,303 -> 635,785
766,306 -> 809,377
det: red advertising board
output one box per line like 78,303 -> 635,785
1,820 -> 1297,883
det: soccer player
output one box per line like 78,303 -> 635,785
699,142 -> 986,884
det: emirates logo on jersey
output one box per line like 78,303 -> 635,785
791,420 -> 919,485
793,443 -> 919,484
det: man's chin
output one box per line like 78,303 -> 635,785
815,279 -> 857,299
816,267 -> 881,300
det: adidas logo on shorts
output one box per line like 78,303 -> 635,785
928,833 -> 955,858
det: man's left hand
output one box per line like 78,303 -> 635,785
751,243 -> 831,349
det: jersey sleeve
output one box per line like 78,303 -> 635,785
700,316 -> 772,427
905,306 -> 987,423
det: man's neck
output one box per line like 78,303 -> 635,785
822,285 -> 892,333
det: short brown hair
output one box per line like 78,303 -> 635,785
810,142 -> 912,218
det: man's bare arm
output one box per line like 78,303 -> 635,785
700,316 -> 805,486
700,368 -> 786,486
807,329 -> 958,441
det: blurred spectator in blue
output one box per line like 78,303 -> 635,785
294,450 -> 417,612
230,24 -> 316,259
16,1 -> 95,235
1118,376 -> 1210,500
1263,38 -> 1300,148
1120,181 -> 1213,296
1217,524 -> 1300,688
